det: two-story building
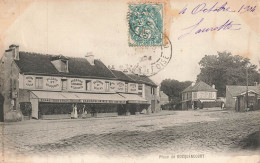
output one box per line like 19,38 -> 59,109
0,45 -> 160,121
181,81 -> 217,110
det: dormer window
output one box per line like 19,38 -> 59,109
51,55 -> 69,73
60,59 -> 68,72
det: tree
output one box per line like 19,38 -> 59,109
197,52 -> 260,97
160,79 -> 192,108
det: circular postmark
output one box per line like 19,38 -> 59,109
129,36 -> 172,77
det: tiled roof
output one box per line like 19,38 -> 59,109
111,70 -> 135,82
51,55 -> 69,61
182,84 -> 193,92
226,85 -> 259,97
182,81 -> 217,93
127,74 -> 157,87
192,82 -> 217,92
14,52 -> 116,79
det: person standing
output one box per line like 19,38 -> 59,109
74,104 -> 78,119
221,102 -> 225,109
82,105 -> 87,118
71,104 -> 75,119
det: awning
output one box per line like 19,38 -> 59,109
235,90 -> 259,97
30,91 -> 126,104
119,93 -> 149,104
199,99 -> 216,103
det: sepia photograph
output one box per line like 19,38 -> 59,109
0,0 -> 259,163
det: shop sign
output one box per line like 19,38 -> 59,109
110,81 -> 116,91
24,76 -> 34,87
117,82 -> 125,92
128,83 -> 137,93
70,79 -> 84,89
82,99 -> 125,104
39,99 -> 81,103
45,77 -> 59,89
39,98 -> 125,104
93,80 -> 104,91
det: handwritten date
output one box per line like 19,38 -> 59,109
179,2 -> 256,14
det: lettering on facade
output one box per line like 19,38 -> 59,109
70,79 -> 84,89
129,83 -> 137,92
110,82 -> 116,90
25,76 -> 34,87
93,80 -> 104,90
46,77 -> 59,88
117,82 -> 125,91
39,98 -> 125,104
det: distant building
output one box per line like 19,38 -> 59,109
226,85 -> 259,111
181,81 -> 217,110
159,91 -> 169,105
0,45 -> 160,121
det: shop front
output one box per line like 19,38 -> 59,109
235,91 -> 259,111
30,91 -> 126,119
119,93 -> 150,115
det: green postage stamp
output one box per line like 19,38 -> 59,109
128,4 -> 163,46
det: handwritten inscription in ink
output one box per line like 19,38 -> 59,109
178,2 -> 256,39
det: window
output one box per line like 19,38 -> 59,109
151,87 -> 155,95
138,84 -> 143,90
86,80 -> 91,91
105,82 -> 110,92
125,82 -> 128,93
13,79 -> 16,90
60,60 -> 68,72
35,77 -> 43,89
209,92 -> 212,99
61,79 -> 67,90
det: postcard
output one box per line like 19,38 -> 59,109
0,0 -> 259,163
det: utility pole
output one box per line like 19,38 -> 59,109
246,65 -> 249,109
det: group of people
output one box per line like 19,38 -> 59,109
71,104 -> 88,119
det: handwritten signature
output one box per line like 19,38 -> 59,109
178,18 -> 241,40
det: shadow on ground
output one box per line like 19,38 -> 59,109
237,131 -> 260,150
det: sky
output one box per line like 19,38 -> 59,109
0,0 -> 259,84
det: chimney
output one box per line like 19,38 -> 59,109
9,44 -> 19,60
123,69 -> 129,74
85,52 -> 94,66
212,84 -> 215,89
110,65 -> 115,70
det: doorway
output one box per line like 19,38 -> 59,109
0,94 -> 4,122
151,100 -> 155,113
